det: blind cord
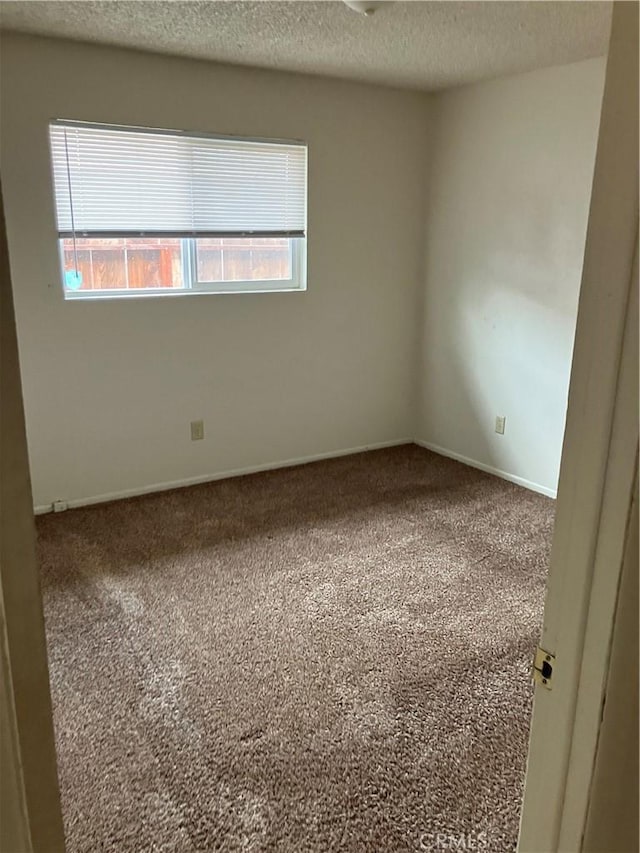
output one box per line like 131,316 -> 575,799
63,128 -> 79,279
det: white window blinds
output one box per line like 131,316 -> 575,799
49,121 -> 308,238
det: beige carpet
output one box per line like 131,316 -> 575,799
37,445 -> 553,852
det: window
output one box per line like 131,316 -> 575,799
48,121 -> 307,298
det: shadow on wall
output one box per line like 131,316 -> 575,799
417,58 -> 605,496
420,232 -> 576,470
420,251 -> 577,494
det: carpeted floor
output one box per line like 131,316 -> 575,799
37,445 -> 553,853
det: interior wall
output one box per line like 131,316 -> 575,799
0,33 -> 429,510
417,58 -> 606,497
0,35 -> 609,508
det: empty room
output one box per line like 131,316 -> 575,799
1,1 -> 630,852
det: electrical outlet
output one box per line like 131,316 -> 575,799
52,500 -> 69,513
495,415 -> 506,435
190,420 -> 204,441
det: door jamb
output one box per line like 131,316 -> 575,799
518,3 -> 639,850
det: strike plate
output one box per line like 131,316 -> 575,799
532,646 -> 555,690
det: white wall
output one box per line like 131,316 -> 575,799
1,36 -> 607,508
0,34 -> 429,510
417,58 -> 606,497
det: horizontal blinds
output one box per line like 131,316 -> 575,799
49,122 -> 307,238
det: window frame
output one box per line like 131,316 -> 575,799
58,236 -> 306,300
49,120 -> 308,300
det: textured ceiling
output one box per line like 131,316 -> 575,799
0,1 -> 612,92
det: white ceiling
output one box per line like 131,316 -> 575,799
0,1 -> 612,92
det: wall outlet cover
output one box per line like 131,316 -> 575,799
190,420 -> 205,441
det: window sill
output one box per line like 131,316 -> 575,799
63,284 -> 307,301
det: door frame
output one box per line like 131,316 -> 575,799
0,178 -> 65,852
518,2 -> 639,850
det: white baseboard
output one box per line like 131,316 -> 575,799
33,438 -> 412,515
34,436 -> 556,514
414,439 -> 557,499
